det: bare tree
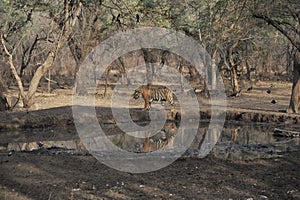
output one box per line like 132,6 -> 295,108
0,0 -> 82,108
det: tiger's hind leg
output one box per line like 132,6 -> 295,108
169,95 -> 175,108
148,102 -> 152,110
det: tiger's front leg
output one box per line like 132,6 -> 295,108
143,100 -> 151,110
143,94 -> 151,111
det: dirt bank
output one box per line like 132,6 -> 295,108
0,151 -> 299,200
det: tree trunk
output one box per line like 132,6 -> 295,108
231,67 -> 240,93
104,65 -> 112,97
211,58 -> 217,91
287,50 -> 300,113
0,91 -> 9,111
178,59 -> 184,92
228,41 -> 240,93
244,59 -> 252,82
141,49 -> 155,84
22,51 -> 56,107
0,79 -> 9,111
1,34 -> 28,104
117,57 -> 127,85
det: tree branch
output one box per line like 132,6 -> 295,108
0,34 -> 26,100
253,13 -> 300,50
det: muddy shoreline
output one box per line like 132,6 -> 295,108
1,105 -> 299,130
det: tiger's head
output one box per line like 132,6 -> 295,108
132,89 -> 142,99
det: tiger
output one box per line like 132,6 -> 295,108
132,84 -> 174,110
140,135 -> 175,152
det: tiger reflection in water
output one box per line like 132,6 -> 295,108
140,122 -> 178,153
132,84 -> 174,111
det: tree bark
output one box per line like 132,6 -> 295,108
24,51 -> 56,107
228,41 -> 240,93
287,50 -> 300,113
0,92 -> 9,111
117,56 -> 127,85
211,58 -> 217,91
0,79 -> 9,111
141,49 -> 154,84
104,65 -> 112,97
231,67 -> 240,93
1,34 -> 27,103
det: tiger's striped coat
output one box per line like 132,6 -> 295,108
132,84 -> 174,110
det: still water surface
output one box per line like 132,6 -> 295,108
0,122 -> 299,161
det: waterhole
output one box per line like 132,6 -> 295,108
0,122 -> 299,161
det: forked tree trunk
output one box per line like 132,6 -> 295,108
287,50 -> 300,113
23,51 -> 56,107
1,35 -> 55,108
